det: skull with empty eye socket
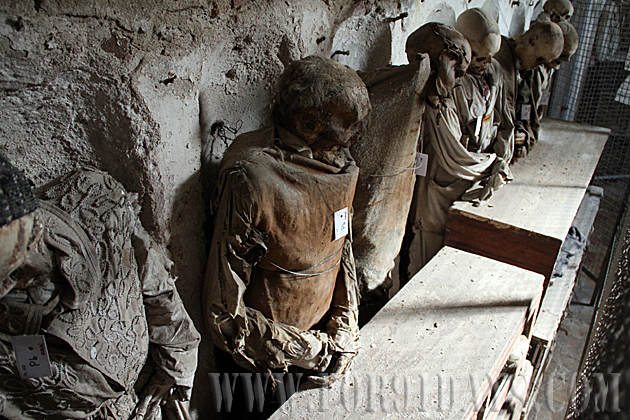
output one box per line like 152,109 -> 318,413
543,0 -> 574,22
406,22 -> 471,101
514,21 -> 564,70
548,18 -> 578,69
456,8 -> 502,75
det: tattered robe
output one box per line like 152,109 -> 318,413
204,126 -> 360,372
409,62 -> 513,273
350,59 -> 429,297
456,60 -> 514,163
515,68 -> 541,152
495,35 -> 538,160
0,168 -> 200,420
531,11 -> 558,120
532,64 -> 554,121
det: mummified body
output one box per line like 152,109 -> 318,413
453,8 -> 515,162
204,56 -> 370,383
405,22 -> 510,274
0,157 -> 200,420
408,10 -> 514,274
528,16 -> 579,127
494,20 -> 564,161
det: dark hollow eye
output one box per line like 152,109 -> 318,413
475,56 -> 487,62
536,56 -> 545,62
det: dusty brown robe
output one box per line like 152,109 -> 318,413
204,126 -> 360,372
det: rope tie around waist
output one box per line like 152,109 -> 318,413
260,246 -> 344,278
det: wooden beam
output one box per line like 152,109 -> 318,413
445,119 -> 608,282
446,209 -> 562,280
532,187 -> 602,345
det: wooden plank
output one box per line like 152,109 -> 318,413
523,340 -> 552,420
570,186 -> 603,238
532,188 -> 602,345
522,188 -> 602,418
524,285 -> 543,339
445,119 -> 608,278
446,209 -> 562,280
270,247 -> 545,420
452,119 -> 608,240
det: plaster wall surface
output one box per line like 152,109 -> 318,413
0,0 -> 536,418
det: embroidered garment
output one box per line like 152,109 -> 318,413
0,168 -> 200,420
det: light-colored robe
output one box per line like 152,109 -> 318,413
408,62 -> 513,275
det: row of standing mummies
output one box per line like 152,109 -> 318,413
405,3 -> 578,280
0,2 -> 578,418
204,0 -> 578,391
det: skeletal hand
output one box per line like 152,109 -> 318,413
307,353 -> 354,387
133,371 -> 176,420
514,130 -> 527,145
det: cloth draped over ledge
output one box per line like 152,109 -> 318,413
350,58 -> 430,298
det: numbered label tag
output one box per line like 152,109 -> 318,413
415,152 -> 428,177
10,335 -> 52,378
334,207 -> 349,241
474,115 -> 482,137
540,91 -> 551,106
521,104 -> 532,121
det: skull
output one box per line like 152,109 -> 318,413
274,56 -> 370,165
456,8 -> 502,75
549,18 -> 578,69
514,21 -> 564,70
543,0 -> 574,21
406,22 -> 471,99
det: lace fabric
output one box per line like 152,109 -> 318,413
0,168 -> 200,419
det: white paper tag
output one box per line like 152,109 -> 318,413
10,335 -> 53,378
540,91 -> 551,106
474,115 -> 482,137
415,152 -> 428,177
521,104 -> 531,121
334,207 -> 349,241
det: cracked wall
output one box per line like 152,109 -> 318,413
0,0 -> 536,417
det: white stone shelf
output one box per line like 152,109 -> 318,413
270,247 -> 545,420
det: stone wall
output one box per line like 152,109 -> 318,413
0,0 -> 537,417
